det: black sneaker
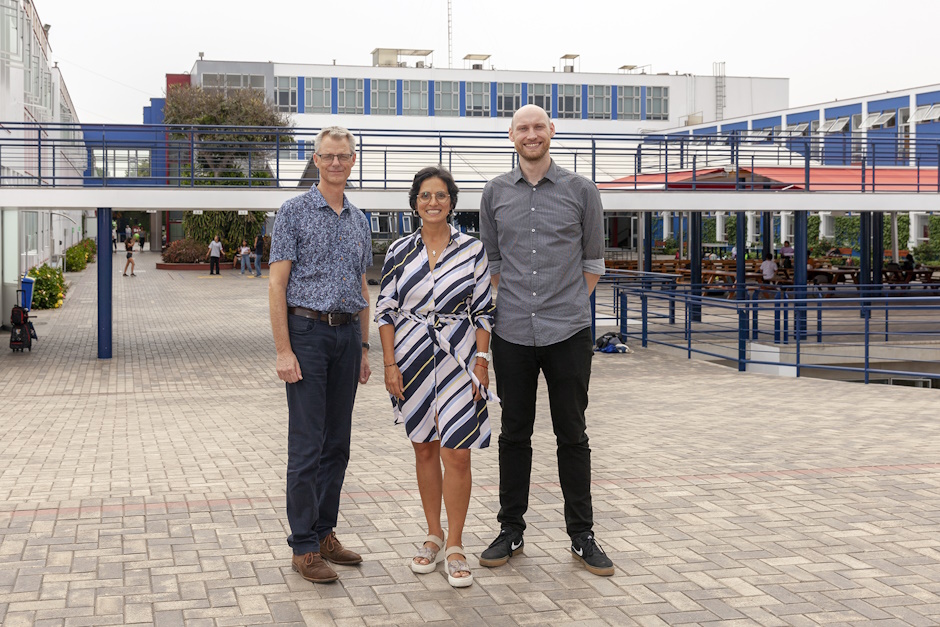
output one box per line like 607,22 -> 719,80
571,532 -> 614,576
479,527 -> 524,568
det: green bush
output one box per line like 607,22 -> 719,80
27,264 -> 67,309
64,245 -> 88,272
162,238 -> 207,263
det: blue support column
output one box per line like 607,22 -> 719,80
735,211 -> 746,301
97,208 -> 113,359
690,211 -> 702,323
794,210 -> 808,341
643,211 -> 653,273
762,211 -> 773,259
873,212 -> 884,289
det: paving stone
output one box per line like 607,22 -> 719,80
1,254 -> 940,625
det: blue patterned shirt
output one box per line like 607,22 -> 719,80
269,187 -> 372,313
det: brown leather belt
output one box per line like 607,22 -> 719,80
288,306 -> 358,326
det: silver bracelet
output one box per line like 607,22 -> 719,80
474,351 -> 490,362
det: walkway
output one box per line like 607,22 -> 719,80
1,252 -> 939,626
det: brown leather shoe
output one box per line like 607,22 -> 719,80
291,552 -> 338,583
320,532 -> 362,565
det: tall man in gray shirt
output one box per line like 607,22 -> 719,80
479,104 -> 614,576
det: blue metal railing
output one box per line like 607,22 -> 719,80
2,121 -> 940,192
592,272 -> 940,385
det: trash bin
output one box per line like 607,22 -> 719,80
20,275 -> 35,311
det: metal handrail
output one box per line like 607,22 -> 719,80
1,121 -> 939,191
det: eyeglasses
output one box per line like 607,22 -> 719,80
316,153 -> 354,164
418,191 -> 451,203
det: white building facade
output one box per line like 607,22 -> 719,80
1,0 -> 88,318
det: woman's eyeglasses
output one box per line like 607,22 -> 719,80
418,191 -> 451,203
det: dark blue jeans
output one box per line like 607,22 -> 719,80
491,327 -> 594,537
285,314 -> 361,555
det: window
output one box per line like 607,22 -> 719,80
618,85 -> 640,120
305,77 -> 331,114
557,84 -> 581,119
496,83 -> 521,117
337,78 -> 364,114
402,80 -> 428,116
202,73 -> 264,93
402,214 -> 414,234
435,81 -> 459,117
93,149 -> 151,178
274,76 -> 297,113
925,104 -> 940,123
371,79 -> 396,115
527,83 -> 552,117
909,104 -> 933,124
371,213 -> 394,233
587,85 -> 611,119
1,0 -> 22,61
465,81 -> 490,117
647,86 -> 669,120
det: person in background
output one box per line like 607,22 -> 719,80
239,240 -> 252,275
207,235 -> 223,275
123,237 -> 136,277
760,252 -> 778,283
254,234 -> 264,277
780,240 -> 794,268
139,232 -> 146,252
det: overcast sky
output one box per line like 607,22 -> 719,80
35,0 -> 939,124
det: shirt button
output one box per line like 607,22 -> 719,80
533,271 -> 537,275
531,228 -> 535,233
532,250 -> 536,254
532,188 -> 536,191
531,208 -> 535,212
531,313 -> 536,317
532,292 -> 536,296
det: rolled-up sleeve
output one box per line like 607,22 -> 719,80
581,182 -> 606,275
480,183 -> 501,277
469,241 -> 495,333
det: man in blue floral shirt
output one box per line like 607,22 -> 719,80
268,126 -> 372,584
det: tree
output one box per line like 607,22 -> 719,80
162,85 -> 294,250
162,84 -> 293,180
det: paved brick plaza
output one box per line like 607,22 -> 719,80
1,251 -> 940,626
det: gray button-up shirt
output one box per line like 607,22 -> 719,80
480,160 -> 605,346
269,187 -> 372,313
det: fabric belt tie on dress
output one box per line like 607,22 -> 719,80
288,307 -> 358,326
394,309 -> 500,405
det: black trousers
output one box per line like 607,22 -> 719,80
209,257 -> 220,274
492,327 -> 594,537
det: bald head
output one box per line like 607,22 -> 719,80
511,104 -> 551,131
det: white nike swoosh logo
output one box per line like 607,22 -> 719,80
574,547 -> 583,557
511,540 -> 522,551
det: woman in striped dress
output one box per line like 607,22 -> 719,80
376,166 -> 496,588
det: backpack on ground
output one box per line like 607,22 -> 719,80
10,304 -> 33,352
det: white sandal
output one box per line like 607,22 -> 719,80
445,545 -> 473,588
410,534 -> 444,574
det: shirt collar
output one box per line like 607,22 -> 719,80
414,224 -> 460,251
308,186 -> 350,214
511,158 -> 558,186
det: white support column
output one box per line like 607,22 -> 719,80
716,212 -> 726,242
780,212 -> 792,244
662,211 -> 672,240
746,211 -> 758,245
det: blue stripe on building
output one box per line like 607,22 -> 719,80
825,103 -> 861,119
640,86 -> 647,120
551,84 -> 558,119
396,79 -> 403,116
490,82 -> 497,118
916,90 -> 940,106
297,77 -> 305,113
784,110 -> 819,125
364,78 -> 371,115
581,84 -> 588,120
459,82 -> 466,117
429,80 -> 435,116
331,78 -> 338,114
521,82 -> 528,105
720,121 -> 747,133
611,85 -> 618,120
752,115 -> 781,129
868,95 -> 908,113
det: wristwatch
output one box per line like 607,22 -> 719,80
474,351 -> 490,361
361,341 -> 371,350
